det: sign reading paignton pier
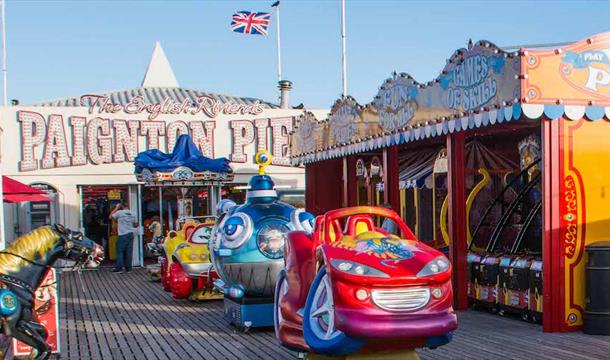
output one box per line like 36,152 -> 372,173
17,94 -> 296,172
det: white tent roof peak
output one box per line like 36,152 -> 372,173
141,41 -> 179,88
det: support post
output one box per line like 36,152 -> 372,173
305,164 -> 317,215
385,146 -> 400,213
342,157 -> 348,207
346,156 -> 357,206
543,118 -> 561,332
158,186 -> 163,231
447,132 -> 468,310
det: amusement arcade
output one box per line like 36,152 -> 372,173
291,31 -> 610,333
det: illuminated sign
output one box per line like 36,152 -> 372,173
17,110 -> 293,172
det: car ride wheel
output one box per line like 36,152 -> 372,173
170,262 -> 192,299
274,270 -> 287,340
302,266 -> 363,356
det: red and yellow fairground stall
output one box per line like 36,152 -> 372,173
291,31 -> 610,333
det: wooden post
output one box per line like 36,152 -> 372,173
447,132 -> 468,310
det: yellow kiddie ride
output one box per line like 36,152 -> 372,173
160,216 -> 223,301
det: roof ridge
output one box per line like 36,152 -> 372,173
29,86 -> 279,108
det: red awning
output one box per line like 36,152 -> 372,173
3,193 -> 51,203
3,176 -> 46,195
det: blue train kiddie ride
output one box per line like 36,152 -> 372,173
210,150 -> 314,331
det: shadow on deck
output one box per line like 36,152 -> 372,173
58,269 -> 609,360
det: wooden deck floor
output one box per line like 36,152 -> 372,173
57,268 -> 610,360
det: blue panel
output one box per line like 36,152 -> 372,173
447,120 -> 454,133
543,105 -> 564,120
396,133 -> 404,145
468,115 -> 475,129
497,108 -> 505,123
513,104 -> 522,120
482,112 -> 490,126
585,106 -> 606,121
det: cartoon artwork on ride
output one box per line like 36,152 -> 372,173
134,134 -> 233,301
467,135 -> 543,322
274,206 -> 457,356
210,150 -> 314,330
0,225 -> 103,360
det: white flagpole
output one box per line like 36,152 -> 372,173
0,0 -> 6,249
340,0 -> 347,97
273,1 -> 282,83
1,0 -> 6,106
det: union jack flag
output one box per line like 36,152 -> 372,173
231,11 -> 271,36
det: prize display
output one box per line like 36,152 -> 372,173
274,206 -> 457,355
210,150 -> 314,330
0,225 -> 103,360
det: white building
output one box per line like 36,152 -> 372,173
0,43 -> 324,266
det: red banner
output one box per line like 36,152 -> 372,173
12,269 -> 61,356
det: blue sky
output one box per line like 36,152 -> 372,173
5,0 -> 610,108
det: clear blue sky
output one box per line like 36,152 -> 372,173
5,0 -> 610,108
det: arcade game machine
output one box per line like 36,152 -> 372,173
211,151 -> 314,331
469,135 -> 542,318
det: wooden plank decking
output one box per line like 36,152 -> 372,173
57,268 -> 610,360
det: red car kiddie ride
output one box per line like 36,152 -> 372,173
274,206 -> 457,356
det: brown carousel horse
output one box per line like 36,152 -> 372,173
0,224 -> 103,360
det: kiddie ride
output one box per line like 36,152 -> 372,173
158,217 -> 223,301
275,206 -> 457,356
134,134 -> 233,301
0,225 -> 104,360
211,150 -> 314,331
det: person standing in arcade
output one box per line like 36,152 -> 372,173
109,202 -> 138,273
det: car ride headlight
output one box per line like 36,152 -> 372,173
222,213 -> 253,249
330,259 -> 389,278
257,222 -> 289,259
291,209 -> 315,234
417,256 -> 450,277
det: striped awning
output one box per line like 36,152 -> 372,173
291,103 -> 610,165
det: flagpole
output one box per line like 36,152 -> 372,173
273,1 -> 282,83
1,0 -> 6,106
0,0 -> 6,249
340,0 -> 347,97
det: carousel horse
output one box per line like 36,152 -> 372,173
0,224 -> 103,360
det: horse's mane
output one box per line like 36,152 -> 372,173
0,226 -> 59,273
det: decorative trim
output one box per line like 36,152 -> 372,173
292,103 -> 610,165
